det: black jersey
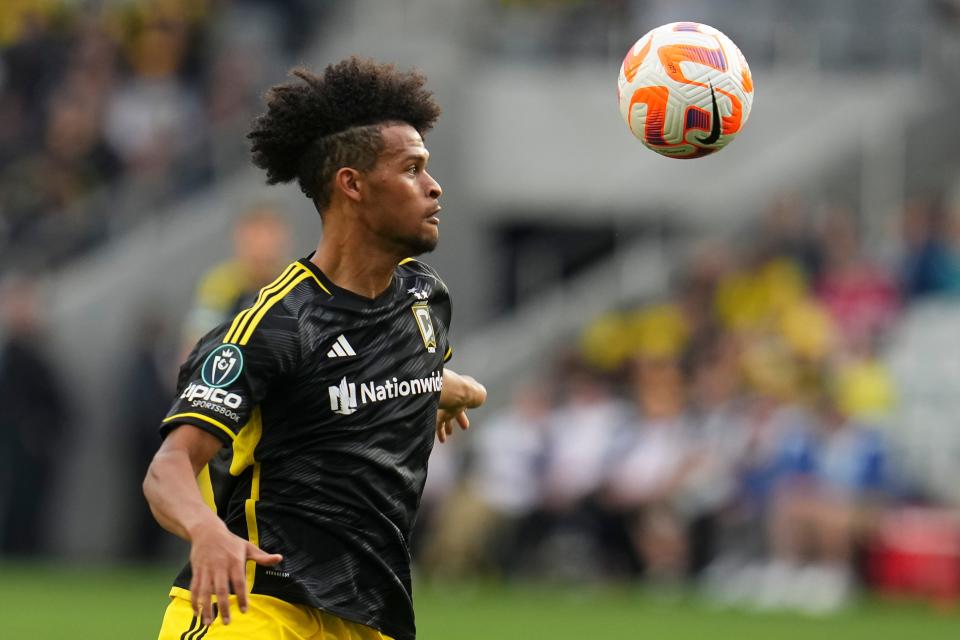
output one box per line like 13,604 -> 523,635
160,256 -> 453,640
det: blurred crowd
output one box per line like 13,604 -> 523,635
0,0 -> 324,272
417,193 -> 960,612
2,0 -> 959,617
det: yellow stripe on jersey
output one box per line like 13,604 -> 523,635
229,407 -> 264,588
223,263 -> 300,344
237,268 -> 312,346
299,265 -> 332,296
245,461 -> 263,588
197,464 -> 217,514
398,257 -> 415,265
163,413 -> 236,442
230,407 -> 262,477
444,345 -> 453,362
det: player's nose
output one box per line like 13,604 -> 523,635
425,171 -> 442,200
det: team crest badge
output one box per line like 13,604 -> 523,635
411,303 -> 437,353
201,344 -> 244,388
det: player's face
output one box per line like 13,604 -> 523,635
361,124 -> 442,256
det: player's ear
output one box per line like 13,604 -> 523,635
334,167 -> 363,204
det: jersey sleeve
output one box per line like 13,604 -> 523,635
161,305 -> 300,445
397,257 -> 455,364
404,258 -> 454,364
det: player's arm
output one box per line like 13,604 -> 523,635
436,368 -> 487,443
142,425 -> 222,539
150,297 -> 299,625
143,425 -> 282,626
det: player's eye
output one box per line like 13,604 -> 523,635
407,165 -> 419,175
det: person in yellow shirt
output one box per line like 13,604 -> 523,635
183,205 -> 291,346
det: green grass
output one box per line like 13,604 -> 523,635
0,563 -> 956,639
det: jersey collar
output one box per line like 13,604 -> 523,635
298,256 -> 398,310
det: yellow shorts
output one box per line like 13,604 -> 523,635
157,587 -> 394,640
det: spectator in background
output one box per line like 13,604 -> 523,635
103,14 -> 208,205
604,357 -> 703,584
816,206 -> 899,343
683,329 -> 751,574
533,357 -> 629,580
44,88 -> 120,202
699,388 -> 826,609
762,388 -> 892,613
713,247 -> 809,337
182,203 -> 291,346
757,193 -> 823,283
23,86 -> 121,256
900,196 -> 960,299
676,242 -> 731,344
422,382 -> 551,579
539,359 -> 626,511
831,329 -> 896,428
948,197 -> 960,289
0,4 -> 68,144
205,40 -> 273,171
0,276 -> 69,556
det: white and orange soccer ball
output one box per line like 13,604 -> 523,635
617,22 -> 754,159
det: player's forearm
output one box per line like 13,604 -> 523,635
143,449 -> 224,542
440,368 -> 486,411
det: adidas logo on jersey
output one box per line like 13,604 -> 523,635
326,334 -> 357,358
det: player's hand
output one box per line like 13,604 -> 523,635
436,406 -> 470,443
437,370 -> 486,443
188,522 -> 283,625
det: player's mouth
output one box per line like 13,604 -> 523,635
426,206 -> 441,225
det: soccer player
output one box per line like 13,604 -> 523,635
143,58 -> 487,640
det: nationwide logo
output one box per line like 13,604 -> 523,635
328,370 -> 443,416
328,377 -> 358,415
326,334 -> 357,359
201,344 -> 244,388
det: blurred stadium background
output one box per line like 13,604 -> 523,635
2,0 -> 960,637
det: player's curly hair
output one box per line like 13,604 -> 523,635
248,57 -> 441,211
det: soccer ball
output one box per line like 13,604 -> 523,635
617,22 -> 754,159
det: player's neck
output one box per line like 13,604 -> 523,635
311,234 -> 398,300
